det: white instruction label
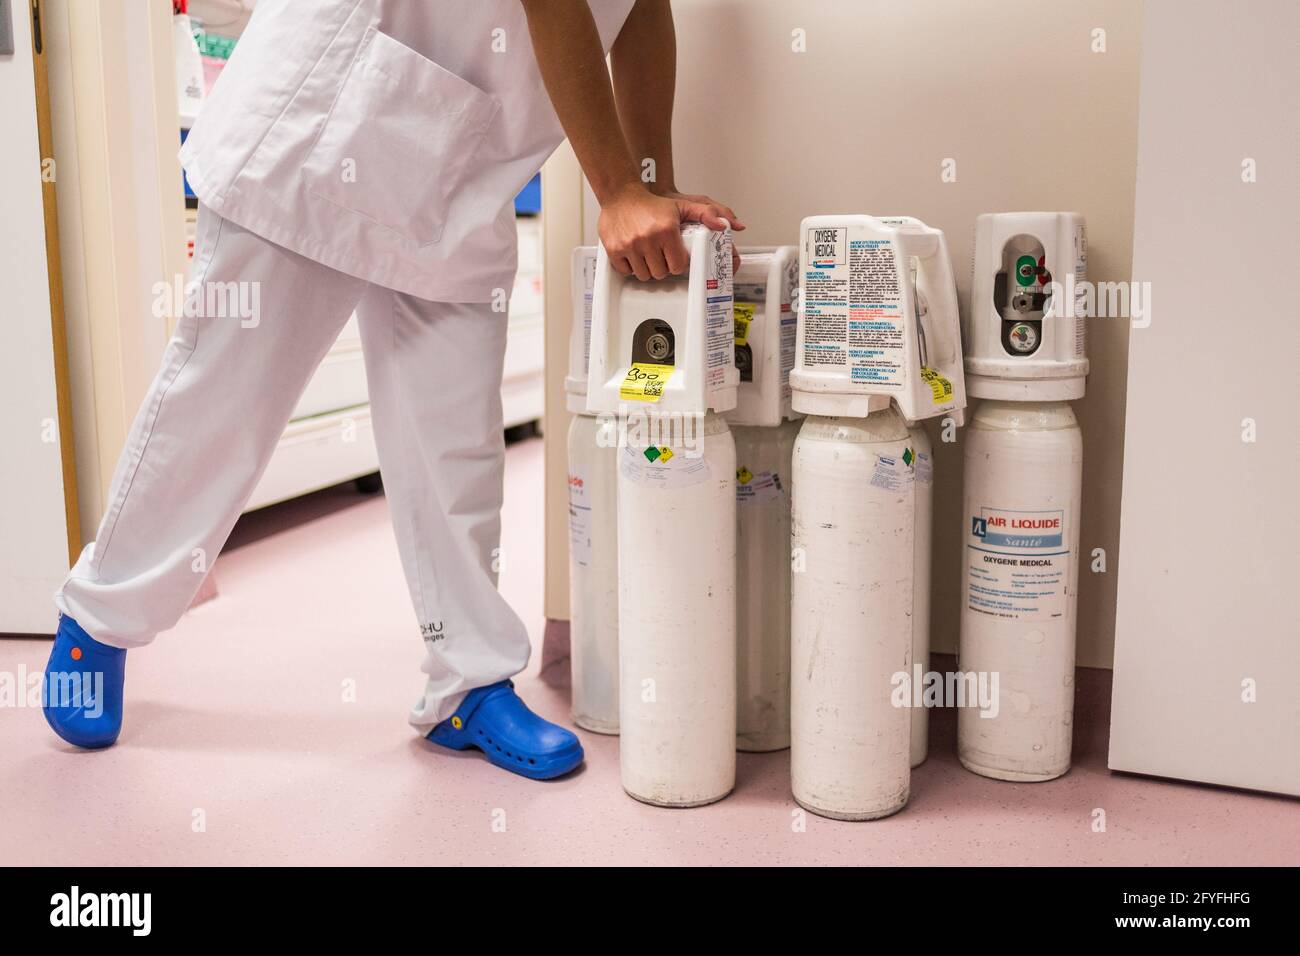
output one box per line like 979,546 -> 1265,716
704,230 -> 734,390
619,444 -> 712,490
780,258 -> 798,399
582,255 -> 596,368
1073,223 -> 1088,358
802,225 -> 904,388
966,506 -> 1069,621
567,471 -> 592,568
736,467 -> 785,506
914,448 -> 933,487
869,451 -> 915,493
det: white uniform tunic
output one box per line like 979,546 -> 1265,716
180,0 -> 636,301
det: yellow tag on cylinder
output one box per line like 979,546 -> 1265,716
620,363 -> 675,402
920,365 -> 953,404
733,302 -> 755,347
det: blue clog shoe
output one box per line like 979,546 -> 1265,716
427,680 -> 584,780
43,615 -> 127,749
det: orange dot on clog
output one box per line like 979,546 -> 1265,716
70,647 -> 83,661
451,716 -> 463,729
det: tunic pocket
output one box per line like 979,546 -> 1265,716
305,27 -> 500,246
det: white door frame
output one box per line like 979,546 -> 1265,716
0,0 -> 76,632
42,0 -> 188,531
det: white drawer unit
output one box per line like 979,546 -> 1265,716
244,404 -> 379,512
502,217 -> 546,429
1108,0 -> 1300,797
502,308 -> 545,429
290,317 -> 368,421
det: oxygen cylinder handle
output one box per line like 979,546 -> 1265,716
880,218 -> 965,425
893,230 -> 940,259
895,227 -> 960,372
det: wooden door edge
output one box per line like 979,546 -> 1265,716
30,0 -> 82,565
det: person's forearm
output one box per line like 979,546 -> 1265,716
523,0 -> 739,280
519,0 -> 642,205
611,0 -> 677,195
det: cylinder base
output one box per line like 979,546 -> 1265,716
737,733 -> 790,754
572,715 -> 619,736
624,786 -> 734,809
959,756 -> 1070,783
795,794 -> 908,822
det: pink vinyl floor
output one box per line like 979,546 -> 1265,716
1,435 -> 1295,866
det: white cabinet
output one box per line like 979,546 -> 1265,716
1108,0 -> 1300,797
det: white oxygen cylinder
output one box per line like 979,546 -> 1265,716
909,423 -> 934,767
728,246 -> 800,753
957,400 -> 1082,781
733,417 -> 800,752
960,212 -> 1087,782
566,414 -> 620,733
791,408 -> 915,820
618,411 -> 737,806
565,246 -> 620,734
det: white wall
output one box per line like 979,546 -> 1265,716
666,0 -> 1143,665
1108,0 -> 1300,795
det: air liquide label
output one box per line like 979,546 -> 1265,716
802,225 -> 904,387
967,507 -> 1068,621
568,471 -> 593,568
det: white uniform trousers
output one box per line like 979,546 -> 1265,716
55,205 -> 530,730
